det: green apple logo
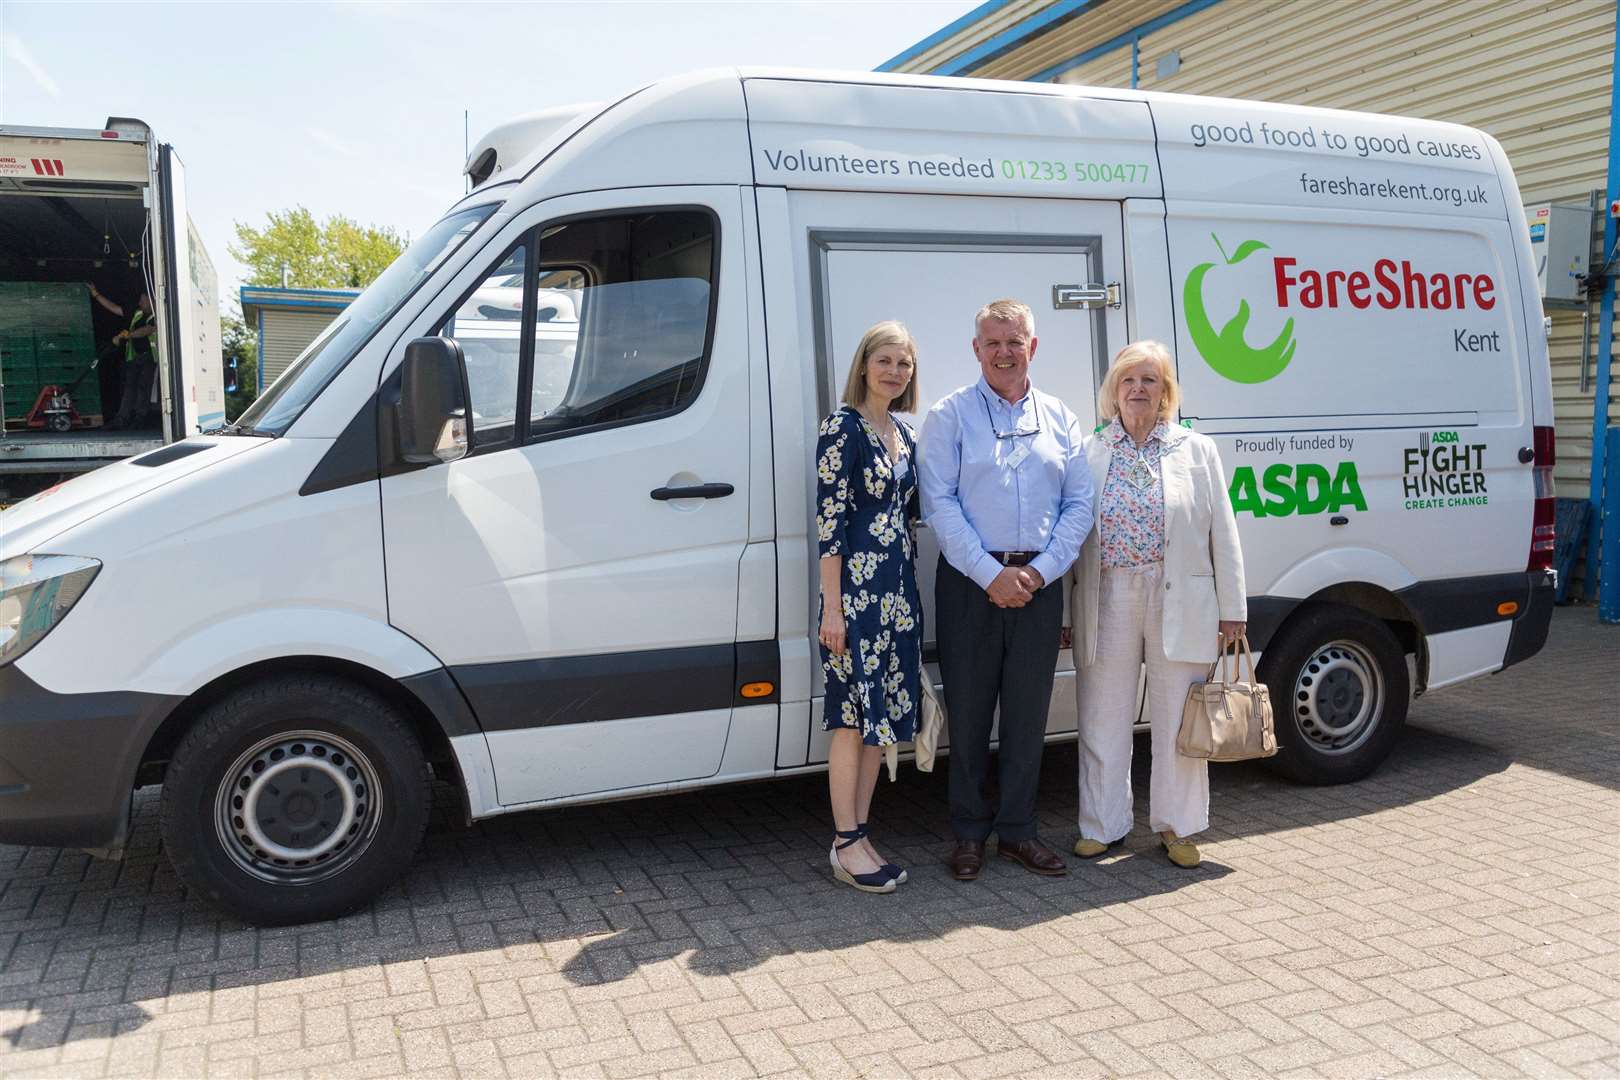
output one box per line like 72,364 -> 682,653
1184,234 -> 1297,383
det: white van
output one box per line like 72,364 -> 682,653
0,69 -> 1555,924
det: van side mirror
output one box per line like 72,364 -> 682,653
397,337 -> 470,464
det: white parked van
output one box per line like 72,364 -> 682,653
0,69 -> 1555,924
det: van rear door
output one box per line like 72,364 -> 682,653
153,146 -> 224,437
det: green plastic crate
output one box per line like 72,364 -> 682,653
0,283 -> 92,336
0,282 -> 102,425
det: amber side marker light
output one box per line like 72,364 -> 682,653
740,682 -> 774,698
1497,601 -> 1519,617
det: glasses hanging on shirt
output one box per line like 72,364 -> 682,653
980,391 -> 1042,439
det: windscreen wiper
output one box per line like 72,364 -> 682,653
208,421 -> 275,438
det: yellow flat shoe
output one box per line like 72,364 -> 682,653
1072,837 -> 1119,859
1159,831 -> 1200,868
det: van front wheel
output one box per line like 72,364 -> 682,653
160,675 -> 431,925
1258,605 -> 1410,785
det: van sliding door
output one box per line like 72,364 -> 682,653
759,190 -> 1130,767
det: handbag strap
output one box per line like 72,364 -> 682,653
1206,636 -> 1240,685
1237,633 -> 1258,684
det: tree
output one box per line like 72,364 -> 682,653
220,314 -> 258,422
229,207 -> 404,289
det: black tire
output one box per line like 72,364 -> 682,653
1258,604 -> 1410,785
160,675 -> 431,925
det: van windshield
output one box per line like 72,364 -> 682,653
233,202 -> 499,436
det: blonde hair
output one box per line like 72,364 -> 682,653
1098,340 -> 1180,422
974,298 -> 1034,338
841,320 -> 919,413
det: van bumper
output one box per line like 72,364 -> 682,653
0,665 -> 178,852
1501,568 -> 1556,671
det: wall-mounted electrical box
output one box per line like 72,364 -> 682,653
1526,202 -> 1592,304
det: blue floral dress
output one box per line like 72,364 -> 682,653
816,406 -> 922,746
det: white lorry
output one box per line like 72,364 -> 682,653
0,70 -> 1555,924
0,119 -> 223,499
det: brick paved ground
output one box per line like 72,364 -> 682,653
0,608 -> 1615,1079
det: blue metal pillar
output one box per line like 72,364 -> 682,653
1603,428 -> 1620,621
1586,1 -> 1620,602
1131,34 -> 1140,87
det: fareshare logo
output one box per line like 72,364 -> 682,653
1184,234 -> 1297,384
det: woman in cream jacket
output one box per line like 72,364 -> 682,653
1068,341 -> 1246,869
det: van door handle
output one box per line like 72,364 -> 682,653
1052,282 -> 1123,310
650,483 -> 734,500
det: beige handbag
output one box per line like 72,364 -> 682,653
911,678 -> 947,773
1177,634 -> 1278,761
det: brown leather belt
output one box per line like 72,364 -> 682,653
988,550 -> 1040,567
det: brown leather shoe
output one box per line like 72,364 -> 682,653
948,839 -> 985,880
998,838 -> 1068,876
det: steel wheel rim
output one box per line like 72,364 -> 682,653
1292,639 -> 1383,754
214,730 -> 382,885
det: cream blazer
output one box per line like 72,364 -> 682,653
1069,424 -> 1247,667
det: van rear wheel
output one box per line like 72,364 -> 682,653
1258,604 -> 1410,785
160,675 -> 431,925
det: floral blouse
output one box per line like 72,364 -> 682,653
1098,417 -> 1169,568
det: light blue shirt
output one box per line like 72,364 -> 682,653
917,377 -> 1095,591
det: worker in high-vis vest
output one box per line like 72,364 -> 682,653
89,285 -> 159,430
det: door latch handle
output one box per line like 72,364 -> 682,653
650,483 -> 734,501
1052,282 -> 1122,310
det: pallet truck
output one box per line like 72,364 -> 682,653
21,341 -> 119,433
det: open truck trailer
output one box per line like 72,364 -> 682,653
0,119 -> 222,501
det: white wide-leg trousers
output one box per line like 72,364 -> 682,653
1077,563 -> 1210,841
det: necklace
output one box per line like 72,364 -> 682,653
858,407 -> 898,458
1114,426 -> 1158,491
1126,449 -> 1157,491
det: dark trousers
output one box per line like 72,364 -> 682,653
113,357 -> 155,427
935,554 -> 1063,843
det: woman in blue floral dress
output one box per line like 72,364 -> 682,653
816,321 -> 924,894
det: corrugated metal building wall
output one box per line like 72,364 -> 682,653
259,311 -> 336,387
888,0 -> 1616,585
239,287 -> 360,393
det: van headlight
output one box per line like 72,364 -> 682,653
0,555 -> 101,667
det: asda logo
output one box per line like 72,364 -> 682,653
1184,234 -> 1298,384
1229,461 -> 1367,518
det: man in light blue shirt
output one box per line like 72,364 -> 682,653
917,298 -> 1095,881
